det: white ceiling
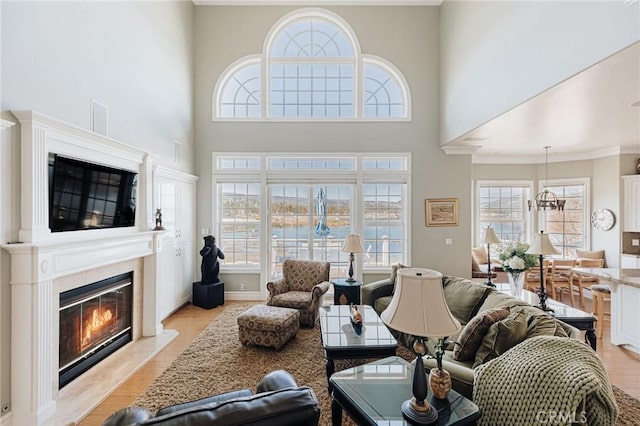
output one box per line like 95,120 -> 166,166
443,42 -> 640,164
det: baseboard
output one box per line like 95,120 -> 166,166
224,291 -> 263,301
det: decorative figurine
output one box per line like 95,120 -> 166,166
200,235 -> 225,284
153,208 -> 165,230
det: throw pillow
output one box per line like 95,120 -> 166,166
471,246 -> 488,265
473,308 -> 528,368
442,276 -> 494,324
453,308 -> 510,361
390,263 -> 408,293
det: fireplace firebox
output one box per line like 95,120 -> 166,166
59,272 -> 133,388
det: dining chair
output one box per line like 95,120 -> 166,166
548,259 -> 577,305
572,259 -> 605,307
524,259 -> 550,293
590,284 -> 611,339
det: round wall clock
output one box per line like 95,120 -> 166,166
591,209 -> 615,231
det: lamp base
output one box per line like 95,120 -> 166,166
345,277 -> 356,283
428,368 -> 452,400
401,398 -> 438,425
536,304 -> 555,312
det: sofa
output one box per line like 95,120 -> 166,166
362,269 -> 580,399
102,370 -> 320,426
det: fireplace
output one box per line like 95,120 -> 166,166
59,272 -> 133,388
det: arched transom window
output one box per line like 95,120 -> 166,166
213,8 -> 411,121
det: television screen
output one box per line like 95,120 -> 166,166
48,154 -> 138,232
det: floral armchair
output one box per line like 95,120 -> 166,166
266,259 -> 331,327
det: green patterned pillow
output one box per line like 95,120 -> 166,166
390,263 -> 408,294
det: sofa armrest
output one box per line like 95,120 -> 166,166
361,278 -> 394,307
150,387 -> 320,426
256,369 -> 298,393
154,389 -> 253,416
311,281 -> 331,299
266,278 -> 288,299
102,406 -> 153,426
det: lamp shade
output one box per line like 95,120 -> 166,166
341,234 -> 364,253
481,227 -> 500,245
381,268 -> 461,338
526,231 -> 560,256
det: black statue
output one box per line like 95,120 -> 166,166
200,235 -> 225,284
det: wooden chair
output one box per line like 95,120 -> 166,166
524,260 -> 549,293
591,284 -> 611,339
572,259 -> 605,307
548,259 -> 576,305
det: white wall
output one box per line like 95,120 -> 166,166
0,1 -> 194,417
194,6 -> 473,292
592,155 -> 621,267
440,0 -> 640,144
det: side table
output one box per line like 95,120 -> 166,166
332,278 -> 362,305
330,356 -> 481,426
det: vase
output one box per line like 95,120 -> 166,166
508,272 -> 525,298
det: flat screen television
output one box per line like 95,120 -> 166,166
48,154 -> 138,232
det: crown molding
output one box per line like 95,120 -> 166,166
440,145 -> 481,155
0,118 -> 16,130
471,145 -> 640,164
193,0 -> 442,5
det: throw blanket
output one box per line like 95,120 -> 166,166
473,336 -> 618,425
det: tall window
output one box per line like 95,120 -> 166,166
476,182 -> 532,252
543,180 -> 589,258
213,153 -> 410,279
213,9 -> 410,121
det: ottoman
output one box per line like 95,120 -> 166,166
237,305 -> 300,350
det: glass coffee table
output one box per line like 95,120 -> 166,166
319,305 -> 398,391
330,356 -> 481,426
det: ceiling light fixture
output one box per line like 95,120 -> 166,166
528,146 -> 566,211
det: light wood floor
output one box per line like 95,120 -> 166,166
80,298 -> 640,425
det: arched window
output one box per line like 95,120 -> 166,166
212,9 -> 410,121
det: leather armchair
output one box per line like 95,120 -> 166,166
102,370 -> 320,426
266,259 -> 330,327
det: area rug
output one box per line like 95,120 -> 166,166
135,303 -> 640,425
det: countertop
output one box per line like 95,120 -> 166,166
572,267 -> 640,289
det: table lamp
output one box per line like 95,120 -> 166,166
480,226 -> 501,287
381,268 -> 461,424
525,230 -> 560,312
341,234 -> 364,282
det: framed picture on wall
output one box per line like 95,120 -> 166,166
425,198 -> 459,226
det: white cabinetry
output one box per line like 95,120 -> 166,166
622,175 -> 640,232
155,166 -> 198,319
611,283 -> 640,354
621,254 -> 640,268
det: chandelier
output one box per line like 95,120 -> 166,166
528,146 -> 566,211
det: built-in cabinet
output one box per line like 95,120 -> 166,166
155,166 -> 198,319
621,254 -> 640,268
622,175 -> 640,232
612,282 -> 640,353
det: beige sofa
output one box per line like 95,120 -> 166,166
362,272 -> 580,399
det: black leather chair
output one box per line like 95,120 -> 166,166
102,370 -> 320,426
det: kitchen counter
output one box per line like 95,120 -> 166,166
572,267 -> 640,354
572,267 -> 640,289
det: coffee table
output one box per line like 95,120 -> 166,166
319,305 -> 397,391
330,356 -> 481,426
496,283 -> 597,350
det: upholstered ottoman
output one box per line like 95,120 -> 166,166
237,305 -> 300,350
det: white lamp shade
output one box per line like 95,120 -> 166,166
481,227 -> 501,245
526,231 -> 560,256
381,268 -> 461,338
342,233 -> 364,253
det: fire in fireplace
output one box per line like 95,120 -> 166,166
59,272 -> 133,388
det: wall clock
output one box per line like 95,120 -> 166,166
591,208 -> 615,231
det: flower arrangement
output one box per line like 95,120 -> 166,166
498,242 -> 538,275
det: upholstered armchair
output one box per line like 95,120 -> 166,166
266,259 -> 331,327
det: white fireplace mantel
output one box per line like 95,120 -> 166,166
3,111 -> 172,426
